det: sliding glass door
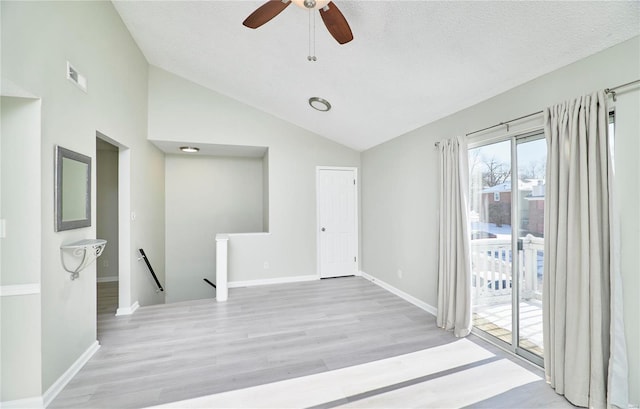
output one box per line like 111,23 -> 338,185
469,140 -> 514,345
515,137 -> 546,359
468,132 -> 546,365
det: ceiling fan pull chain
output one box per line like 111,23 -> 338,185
308,8 -> 311,60
307,8 -> 317,61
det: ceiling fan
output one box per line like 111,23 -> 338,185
243,0 -> 353,45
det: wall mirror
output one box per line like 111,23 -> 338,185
55,145 -> 91,231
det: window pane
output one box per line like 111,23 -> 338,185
469,140 -> 513,346
516,137 -> 546,357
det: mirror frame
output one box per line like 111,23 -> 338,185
55,145 -> 92,232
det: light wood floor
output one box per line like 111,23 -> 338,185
51,277 -> 570,408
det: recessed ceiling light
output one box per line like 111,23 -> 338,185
180,146 -> 200,153
309,97 -> 331,112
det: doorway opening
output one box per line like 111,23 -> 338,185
468,131 -> 547,366
96,137 -> 119,319
95,132 -> 134,321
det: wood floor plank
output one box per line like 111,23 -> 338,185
50,277 -> 570,408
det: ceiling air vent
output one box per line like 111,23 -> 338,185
66,61 -> 87,92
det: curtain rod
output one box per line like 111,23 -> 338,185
464,110 -> 543,138
605,79 -> 640,101
434,110 -> 542,147
434,79 -> 640,148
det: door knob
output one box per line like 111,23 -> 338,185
321,227 -> 326,232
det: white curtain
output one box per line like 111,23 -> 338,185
543,90 -> 628,408
436,136 -> 472,338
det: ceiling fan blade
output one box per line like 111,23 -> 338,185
243,0 -> 292,29
319,2 -> 353,44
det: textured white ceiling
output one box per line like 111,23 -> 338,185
113,1 -> 639,151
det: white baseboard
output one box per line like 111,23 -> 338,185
97,276 -> 118,283
359,271 -> 437,316
42,340 -> 100,408
228,275 -> 319,288
116,301 -> 139,316
0,396 -> 44,409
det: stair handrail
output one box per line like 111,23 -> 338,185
138,248 -> 164,292
203,278 -> 217,289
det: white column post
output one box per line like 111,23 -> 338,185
215,234 -> 229,302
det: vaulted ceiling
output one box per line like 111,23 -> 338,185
113,1 -> 639,151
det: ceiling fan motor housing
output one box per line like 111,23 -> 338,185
291,0 -> 330,10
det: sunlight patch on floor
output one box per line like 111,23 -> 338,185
148,339 -> 540,409
340,359 -> 540,408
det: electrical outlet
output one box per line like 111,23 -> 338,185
397,269 -> 403,279
263,261 -> 269,269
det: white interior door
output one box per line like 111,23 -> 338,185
317,167 -> 357,278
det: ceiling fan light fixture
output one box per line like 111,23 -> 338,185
179,146 -> 200,153
291,0 -> 330,10
309,97 -> 331,112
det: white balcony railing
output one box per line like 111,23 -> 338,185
471,234 -> 544,305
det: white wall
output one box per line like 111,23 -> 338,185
148,67 -> 361,283
165,155 -> 264,303
96,145 -> 119,281
0,96 -> 42,402
361,36 -> 640,404
1,0 -> 165,395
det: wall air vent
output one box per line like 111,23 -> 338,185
66,61 -> 87,92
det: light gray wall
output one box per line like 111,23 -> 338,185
96,146 -> 119,280
1,0 -> 165,394
361,36 -> 639,404
0,97 -> 41,286
0,96 -> 42,402
165,155 -> 264,303
148,66 -> 361,283
0,295 -> 42,402
263,151 -> 270,232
